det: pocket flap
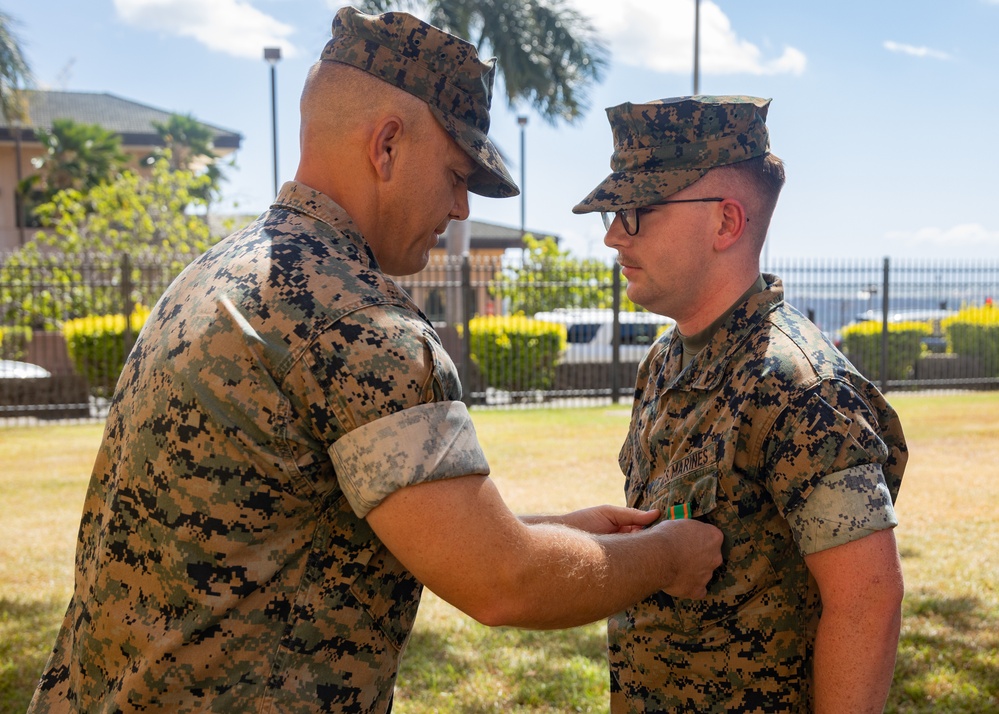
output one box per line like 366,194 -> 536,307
646,472 -> 719,521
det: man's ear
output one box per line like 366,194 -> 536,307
369,116 -> 404,181
713,198 -> 748,252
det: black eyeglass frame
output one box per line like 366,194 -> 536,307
600,197 -> 725,236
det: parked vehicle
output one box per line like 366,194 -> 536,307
0,360 -> 52,379
533,309 -> 674,364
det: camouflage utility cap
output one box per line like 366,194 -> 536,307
322,6 -> 518,199
574,95 -> 771,213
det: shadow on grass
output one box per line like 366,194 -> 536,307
888,592 -> 999,714
397,620 -> 609,713
0,597 -> 64,714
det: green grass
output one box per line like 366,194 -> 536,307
0,424 -> 104,712
1,393 -> 997,713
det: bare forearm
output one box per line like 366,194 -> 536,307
476,523 -> 673,629
519,505 -> 657,533
367,476 -> 721,631
813,604 -> 901,713
474,517 -> 721,629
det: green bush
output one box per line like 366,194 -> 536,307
63,307 -> 151,398
469,315 -> 566,393
840,320 -> 931,381
943,303 -> 999,377
0,325 -> 32,361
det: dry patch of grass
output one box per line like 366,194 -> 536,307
886,393 -> 999,713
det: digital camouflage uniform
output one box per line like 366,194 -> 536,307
28,182 -> 489,714
608,276 -> 905,713
29,8 -> 517,714
574,97 -> 907,712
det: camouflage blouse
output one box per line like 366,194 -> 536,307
29,182 -> 489,714
609,275 -> 906,713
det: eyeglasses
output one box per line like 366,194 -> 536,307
601,198 -> 725,236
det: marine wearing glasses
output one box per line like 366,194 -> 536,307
600,197 -> 724,235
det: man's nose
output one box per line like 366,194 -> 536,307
450,186 -> 470,222
603,217 -> 628,248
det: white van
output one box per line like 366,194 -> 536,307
533,309 -> 675,364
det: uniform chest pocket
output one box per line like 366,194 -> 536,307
642,469 -> 780,633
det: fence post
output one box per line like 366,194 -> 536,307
460,255 -> 472,398
880,257 -> 890,392
121,253 -> 135,352
611,262 -> 622,404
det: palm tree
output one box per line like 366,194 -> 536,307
151,113 -> 218,172
148,113 -> 231,214
355,0 -> 607,125
355,0 -> 607,327
0,10 -> 33,123
18,119 -> 128,227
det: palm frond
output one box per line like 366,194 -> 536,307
0,11 -> 34,122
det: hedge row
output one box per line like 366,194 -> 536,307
0,325 -> 31,362
35,301 -> 999,398
62,307 -> 151,398
943,304 -> 999,378
468,315 -> 566,393
840,320 -> 932,381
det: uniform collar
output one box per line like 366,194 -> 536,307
271,181 -> 380,269
665,273 -> 784,391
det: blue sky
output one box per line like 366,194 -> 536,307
11,0 -> 999,261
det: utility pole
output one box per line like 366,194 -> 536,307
518,116 -> 528,238
693,0 -> 701,94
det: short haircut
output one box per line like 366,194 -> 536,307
729,153 -> 786,210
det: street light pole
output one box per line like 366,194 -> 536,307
12,117 -> 25,246
518,115 -> 528,238
264,47 -> 282,197
693,0 -> 701,94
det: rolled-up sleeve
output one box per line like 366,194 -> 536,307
788,463 -> 898,555
329,400 -> 490,518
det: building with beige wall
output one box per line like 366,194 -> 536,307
0,89 -> 241,252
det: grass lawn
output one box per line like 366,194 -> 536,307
1,392 -> 996,713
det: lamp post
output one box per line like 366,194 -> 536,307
693,0 -> 701,94
264,47 -> 282,197
517,115 -> 528,237
12,116 -> 25,246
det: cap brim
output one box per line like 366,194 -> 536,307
572,168 -> 709,214
429,106 -> 519,199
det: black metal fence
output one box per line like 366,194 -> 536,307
0,252 -> 192,421
2,250 -> 997,424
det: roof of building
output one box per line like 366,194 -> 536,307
0,90 -> 241,150
437,220 -> 558,251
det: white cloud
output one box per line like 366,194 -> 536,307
883,40 -> 951,61
885,224 -> 999,248
113,0 -> 298,60
571,0 -> 806,76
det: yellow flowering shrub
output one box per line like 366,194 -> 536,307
942,302 -> 999,377
63,306 -> 152,397
469,314 -> 567,392
840,320 -> 932,381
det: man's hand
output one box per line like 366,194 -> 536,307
368,476 -> 726,627
648,518 -> 725,599
528,505 -> 661,534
